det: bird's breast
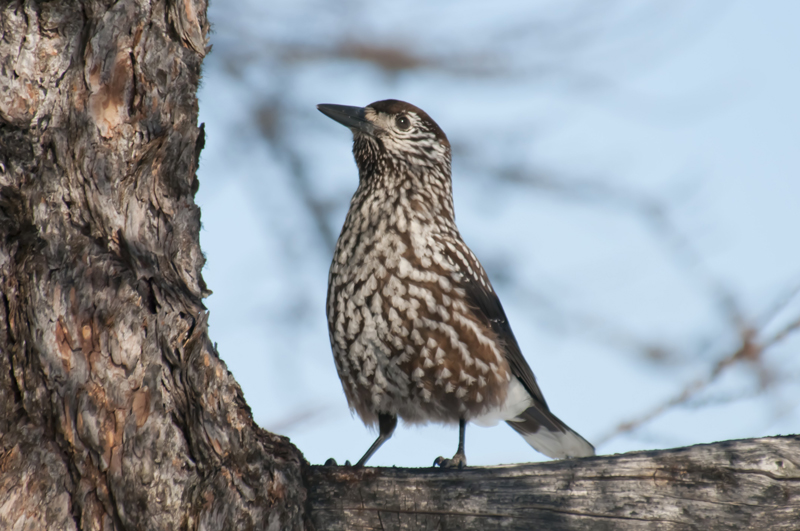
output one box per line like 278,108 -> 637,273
327,205 -> 512,424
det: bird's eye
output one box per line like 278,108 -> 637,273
395,115 -> 411,131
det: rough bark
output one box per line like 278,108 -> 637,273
306,435 -> 800,530
0,1 -> 307,530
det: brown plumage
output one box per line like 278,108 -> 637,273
318,99 -> 594,467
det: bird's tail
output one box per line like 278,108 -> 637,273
506,405 -> 595,459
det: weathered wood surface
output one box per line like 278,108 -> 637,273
0,1 -> 308,529
305,435 -> 800,530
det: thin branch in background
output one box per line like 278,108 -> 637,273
763,315 -> 800,350
475,161 -> 743,343
509,282 -> 678,364
595,306 -> 800,447
208,0 -> 725,93
757,282 -> 800,341
265,404 -> 332,435
490,163 -> 745,327
275,137 -> 339,252
250,97 -> 339,253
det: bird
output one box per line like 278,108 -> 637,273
318,99 -> 594,468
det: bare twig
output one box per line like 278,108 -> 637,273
596,308 -> 800,447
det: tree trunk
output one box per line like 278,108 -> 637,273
0,1 -> 307,529
306,435 -> 800,530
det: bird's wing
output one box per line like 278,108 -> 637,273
446,240 -> 548,408
442,238 -> 595,458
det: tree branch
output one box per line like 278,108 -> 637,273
305,435 -> 800,530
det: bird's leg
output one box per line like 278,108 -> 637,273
434,418 -> 468,469
354,413 -> 397,467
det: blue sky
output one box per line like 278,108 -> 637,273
196,1 -> 800,467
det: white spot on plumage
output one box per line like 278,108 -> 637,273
391,295 -> 408,312
410,329 -> 424,346
346,315 -> 361,338
459,371 -> 476,386
438,276 -> 452,292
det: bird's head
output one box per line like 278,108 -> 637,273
317,99 -> 451,179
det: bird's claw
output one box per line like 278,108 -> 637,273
433,453 -> 467,469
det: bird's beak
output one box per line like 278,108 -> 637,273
317,104 -> 380,136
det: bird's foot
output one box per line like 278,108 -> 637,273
323,458 -> 352,467
433,452 -> 467,469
